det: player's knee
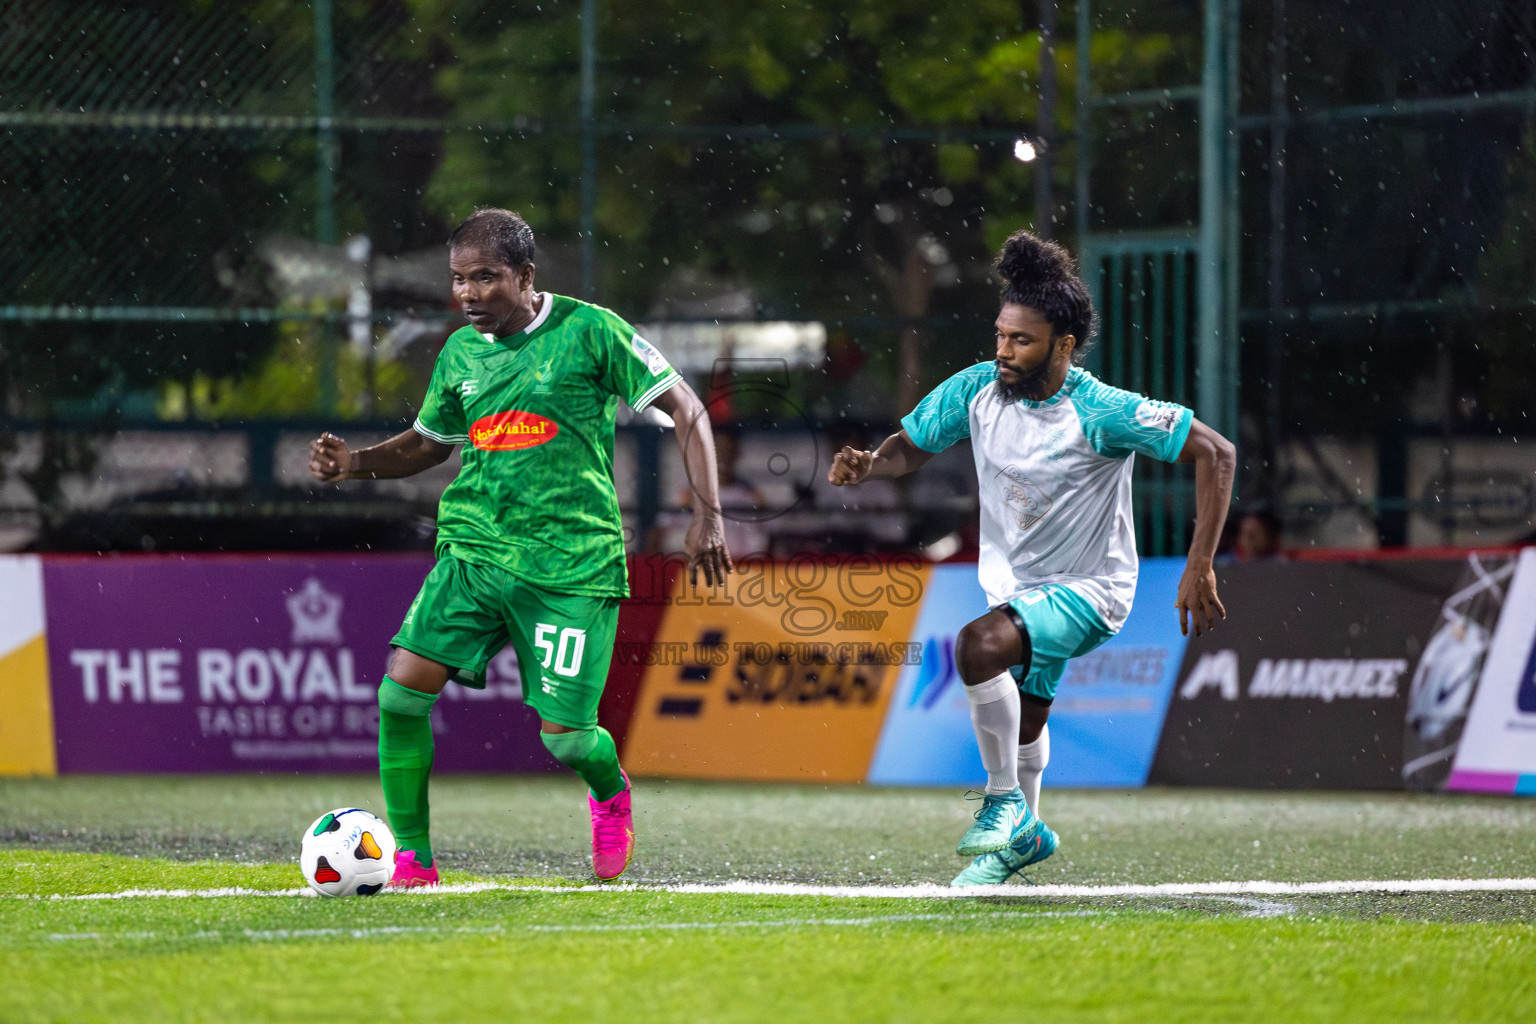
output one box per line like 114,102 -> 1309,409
540,726 -> 601,767
378,676 -> 437,717
955,614 -> 1020,685
386,647 -> 449,694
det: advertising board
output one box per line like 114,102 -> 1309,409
622,556 -> 928,781
0,555 -> 56,776
42,554 -> 558,773
1150,558 -> 1467,789
1446,548 -> 1536,795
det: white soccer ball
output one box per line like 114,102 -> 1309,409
300,807 -> 397,897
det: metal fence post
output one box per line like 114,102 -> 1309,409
314,0 -> 339,415
1198,0 -> 1230,442
580,0 -> 598,301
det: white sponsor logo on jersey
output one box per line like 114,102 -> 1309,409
460,379 -> 479,397
1134,400 -> 1181,432
632,334 -> 670,374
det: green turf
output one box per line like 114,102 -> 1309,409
6,774 -> 1536,885
3,777 -> 1535,1022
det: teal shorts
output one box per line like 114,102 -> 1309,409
391,554 -> 620,729
1004,584 -> 1117,703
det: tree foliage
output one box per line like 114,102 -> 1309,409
406,0 -> 1187,405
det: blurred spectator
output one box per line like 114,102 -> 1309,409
1235,508 -> 1284,560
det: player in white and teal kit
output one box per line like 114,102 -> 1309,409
829,231 -> 1235,886
310,208 -> 732,886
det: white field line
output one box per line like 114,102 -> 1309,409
11,876 -> 1536,902
40,909 -> 1112,944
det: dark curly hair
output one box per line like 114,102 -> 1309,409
448,207 -> 535,268
995,230 -> 1098,363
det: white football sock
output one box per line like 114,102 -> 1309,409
965,671 -> 1021,795
1017,724 -> 1050,815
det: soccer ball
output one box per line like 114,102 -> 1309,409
300,807 -> 397,897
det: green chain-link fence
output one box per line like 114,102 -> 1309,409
3,0 -> 1533,555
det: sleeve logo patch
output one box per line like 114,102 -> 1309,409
632,334 -> 671,375
470,410 -> 560,451
1134,400 -> 1182,432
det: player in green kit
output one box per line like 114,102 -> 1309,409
309,208 -> 732,885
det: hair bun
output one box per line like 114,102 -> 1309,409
995,231 -> 1074,290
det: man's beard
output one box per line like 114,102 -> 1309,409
995,346 -> 1057,402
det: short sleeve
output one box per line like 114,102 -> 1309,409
900,363 -> 994,453
597,318 -> 682,412
1076,378 -> 1193,462
413,339 -> 469,444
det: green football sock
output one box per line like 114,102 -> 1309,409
378,676 -> 438,868
541,726 -> 625,802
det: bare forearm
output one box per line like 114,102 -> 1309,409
866,430 -> 934,480
1187,443 -> 1236,567
651,382 -> 723,517
675,417 -> 722,516
1170,418 -> 1235,635
350,429 -> 452,480
649,380 -> 733,582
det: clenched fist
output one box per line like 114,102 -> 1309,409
828,446 -> 873,486
308,432 -> 352,483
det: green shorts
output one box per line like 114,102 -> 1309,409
1004,583 -> 1117,704
391,554 -> 620,729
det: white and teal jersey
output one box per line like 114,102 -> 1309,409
901,364 -> 1193,631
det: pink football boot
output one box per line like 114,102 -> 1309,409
588,774 -> 636,882
386,850 -> 439,889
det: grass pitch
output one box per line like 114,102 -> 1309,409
3,776 -> 1534,1023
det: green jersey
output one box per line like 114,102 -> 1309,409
413,292 -> 681,597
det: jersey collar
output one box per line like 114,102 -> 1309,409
522,291 -> 553,334
1014,366 -> 1086,408
478,292 -> 553,343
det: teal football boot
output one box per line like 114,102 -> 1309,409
951,819 -> 1059,887
956,788 -> 1032,856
